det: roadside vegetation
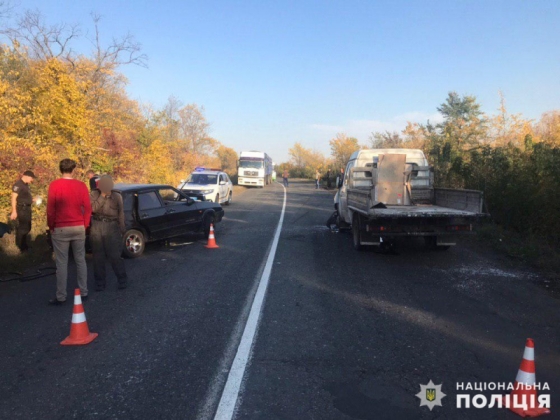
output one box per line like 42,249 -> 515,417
0,6 -> 237,270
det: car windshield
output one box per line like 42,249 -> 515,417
186,174 -> 218,185
239,160 -> 263,169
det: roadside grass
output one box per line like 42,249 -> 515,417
0,224 -> 53,276
476,221 -> 560,275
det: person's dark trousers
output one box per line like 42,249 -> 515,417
16,205 -> 31,251
91,220 -> 127,289
327,178 -> 332,189
283,178 -> 289,187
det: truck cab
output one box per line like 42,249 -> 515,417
337,149 -> 430,225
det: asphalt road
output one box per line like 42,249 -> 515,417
1,180 -> 559,419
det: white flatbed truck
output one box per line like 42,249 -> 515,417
335,149 -> 487,250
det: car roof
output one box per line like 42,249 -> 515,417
113,183 -> 174,192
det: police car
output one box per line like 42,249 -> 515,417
177,168 -> 233,205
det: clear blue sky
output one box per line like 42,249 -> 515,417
7,0 -> 560,162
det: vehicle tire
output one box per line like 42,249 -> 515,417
424,236 -> 450,251
352,213 -> 364,251
123,229 -> 145,258
203,213 -> 215,237
337,213 -> 351,230
215,194 -> 219,204
225,191 -> 232,205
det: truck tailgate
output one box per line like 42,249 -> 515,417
348,188 -> 485,219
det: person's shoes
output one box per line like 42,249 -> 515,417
95,285 -> 105,292
81,295 -> 88,301
118,283 -> 127,290
48,298 -> 66,305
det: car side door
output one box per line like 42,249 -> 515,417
157,187 -> 202,234
137,190 -> 169,240
218,174 -> 227,203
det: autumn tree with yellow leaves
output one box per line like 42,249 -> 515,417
287,142 -> 329,178
329,133 -> 361,171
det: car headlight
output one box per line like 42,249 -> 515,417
202,189 -> 214,194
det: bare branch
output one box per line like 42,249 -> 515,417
0,9 -> 80,62
0,1 -> 15,21
90,14 -> 148,70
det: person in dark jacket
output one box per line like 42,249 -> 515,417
10,170 -> 36,252
90,175 -> 128,291
85,170 -> 100,191
326,169 -> 332,189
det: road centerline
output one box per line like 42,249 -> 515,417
212,184 -> 287,420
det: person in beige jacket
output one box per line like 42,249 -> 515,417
90,175 -> 128,291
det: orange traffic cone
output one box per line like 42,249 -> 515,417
61,289 -> 98,346
503,338 -> 551,417
205,223 -> 220,249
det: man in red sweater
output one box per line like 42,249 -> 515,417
47,159 -> 92,305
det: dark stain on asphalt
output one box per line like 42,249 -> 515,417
325,379 -> 419,420
533,276 -> 560,300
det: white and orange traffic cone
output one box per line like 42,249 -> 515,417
205,223 -> 220,249
61,289 -> 98,346
503,338 -> 551,417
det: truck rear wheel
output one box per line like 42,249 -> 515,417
424,236 -> 450,251
352,213 -> 364,251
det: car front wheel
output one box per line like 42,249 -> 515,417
123,229 -> 145,258
203,214 -> 215,237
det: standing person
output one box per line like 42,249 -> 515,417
10,170 -> 36,253
326,169 -> 332,189
282,169 -> 289,188
315,170 -> 320,189
47,159 -> 92,305
85,170 -> 99,191
90,175 -> 128,291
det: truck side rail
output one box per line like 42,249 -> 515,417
434,188 -> 484,214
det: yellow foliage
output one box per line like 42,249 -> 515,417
329,133 -> 361,170
143,140 -> 175,185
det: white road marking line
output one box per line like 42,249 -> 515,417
213,184 -> 287,420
